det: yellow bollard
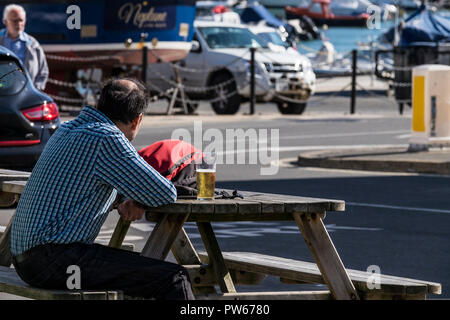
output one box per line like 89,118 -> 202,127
409,65 -> 450,151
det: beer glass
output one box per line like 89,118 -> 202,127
196,152 -> 216,200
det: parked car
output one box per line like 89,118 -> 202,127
0,46 -> 60,170
147,20 -> 316,115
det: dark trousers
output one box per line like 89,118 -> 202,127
12,242 -> 195,300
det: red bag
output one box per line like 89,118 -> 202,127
138,140 -> 201,196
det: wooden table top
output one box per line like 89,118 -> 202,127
0,178 -> 346,222
145,190 -> 345,222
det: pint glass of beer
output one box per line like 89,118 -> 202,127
196,152 -> 216,200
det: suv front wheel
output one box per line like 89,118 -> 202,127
209,73 -> 241,115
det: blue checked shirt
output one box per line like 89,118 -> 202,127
10,106 -> 177,256
2,31 -> 26,62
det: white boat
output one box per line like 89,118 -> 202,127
308,40 -> 393,77
372,0 -> 421,10
259,0 -> 420,11
330,0 -> 397,20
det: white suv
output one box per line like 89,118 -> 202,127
147,20 -> 316,114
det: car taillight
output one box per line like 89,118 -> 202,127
22,102 -> 59,121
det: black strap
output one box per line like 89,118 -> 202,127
161,152 -> 197,177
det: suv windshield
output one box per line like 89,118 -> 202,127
257,32 -> 289,48
198,26 -> 269,49
0,59 -> 27,95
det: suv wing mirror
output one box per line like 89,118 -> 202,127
190,40 -> 201,53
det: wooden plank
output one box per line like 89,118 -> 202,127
361,292 -> 426,300
0,266 -> 78,300
196,222 -> 236,293
0,180 -> 26,207
196,290 -> 333,300
80,291 -> 123,300
213,200 -> 238,215
107,291 -> 124,300
199,255 -> 266,286
144,200 -> 192,214
145,191 -> 344,221
0,181 -> 27,194
354,272 -> 439,295
293,212 -> 359,300
171,228 -> 202,265
239,191 -> 345,213
0,175 -> 29,182
230,269 -> 266,285
120,243 -> 135,252
0,169 -> 31,180
0,266 -> 123,300
184,265 -> 216,287
0,169 -> 31,175
0,192 -> 19,207
0,219 -> 12,267
199,251 -> 323,285
200,252 -> 433,297
141,212 -> 190,261
189,212 -> 294,222
190,200 -> 218,215
188,199 -> 264,222
170,228 -> 217,295
108,217 -> 131,249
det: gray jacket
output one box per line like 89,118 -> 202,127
0,29 -> 49,91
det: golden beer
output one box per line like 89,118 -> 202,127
196,169 -> 216,200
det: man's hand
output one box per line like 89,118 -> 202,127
118,199 -> 145,222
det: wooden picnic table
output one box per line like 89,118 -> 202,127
109,190 -> 360,300
0,170 -> 442,300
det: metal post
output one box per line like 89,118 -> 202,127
350,49 -> 357,114
250,47 -> 256,115
142,45 -> 148,84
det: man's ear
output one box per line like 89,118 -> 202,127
131,113 -> 143,130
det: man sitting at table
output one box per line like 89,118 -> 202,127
9,78 -> 195,300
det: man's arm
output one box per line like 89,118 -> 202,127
95,133 -> 178,208
33,45 -> 49,91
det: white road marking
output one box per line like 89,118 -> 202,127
217,144 -> 409,156
0,226 -> 5,233
131,223 -> 154,232
283,224 -> 383,232
347,202 -> 450,214
95,235 -> 143,242
281,130 -> 409,140
99,229 -> 114,235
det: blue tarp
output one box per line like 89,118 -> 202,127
383,5 -> 450,45
239,4 -> 285,29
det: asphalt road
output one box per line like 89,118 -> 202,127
1,96 -> 449,299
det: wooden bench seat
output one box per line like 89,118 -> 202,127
0,266 -> 123,300
196,290 -> 333,300
198,252 -> 441,300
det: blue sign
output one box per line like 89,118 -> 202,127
104,1 -> 176,31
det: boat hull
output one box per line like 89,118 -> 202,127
285,6 -> 369,27
0,0 -> 196,68
43,41 -> 193,71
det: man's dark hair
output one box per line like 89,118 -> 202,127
97,78 -> 149,124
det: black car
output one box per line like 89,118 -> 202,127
0,46 -> 60,170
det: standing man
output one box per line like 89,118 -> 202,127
0,4 -> 48,90
10,78 -> 195,300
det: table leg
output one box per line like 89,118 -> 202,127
0,191 -> 18,208
171,228 -> 217,294
141,212 -> 190,261
108,217 -> 131,249
293,212 -> 360,300
0,218 -> 12,267
197,222 -> 236,293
